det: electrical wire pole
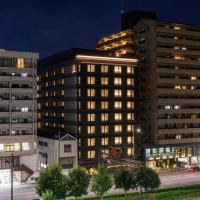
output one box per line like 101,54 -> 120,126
58,131 -> 61,164
11,154 -> 14,200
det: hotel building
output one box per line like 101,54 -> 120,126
98,10 -> 200,168
37,48 -> 137,168
0,50 -> 38,183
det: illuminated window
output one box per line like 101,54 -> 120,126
174,85 -> 181,89
191,114 -> 197,119
101,149 -> 109,156
101,65 -> 108,73
22,142 -> 31,151
115,137 -> 122,144
88,138 -> 95,146
87,77 -> 95,84
127,113 -> 134,120
127,137 -> 132,144
101,138 -> 108,146
114,66 -> 122,73
114,113 -> 122,121
114,77 -> 122,85
101,77 -> 108,85
127,90 -> 134,97
14,143 -> 20,151
115,125 -> 122,133
174,26 -> 181,30
62,79 -> 64,84
88,150 -> 96,159
174,105 -> 180,109
101,126 -> 109,133
87,101 -> 95,109
191,76 -> 197,80
114,89 -> 122,97
115,101 -> 122,109
87,114 -> 96,121
87,64 -> 95,72
127,66 -> 134,74
165,105 -> 171,109
127,148 -> 133,156
101,113 -> 108,121
17,58 -> 24,68
174,55 -> 185,60
127,125 -> 134,132
87,89 -> 95,97
176,134 -> 181,139
127,78 -> 134,86
101,89 -> 109,97
101,101 -> 108,109
127,102 -> 134,109
87,126 -> 95,134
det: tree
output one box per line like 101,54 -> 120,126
42,190 -> 55,200
36,164 -> 68,200
114,168 -> 137,198
92,164 -> 112,200
136,166 -> 160,200
68,166 -> 90,199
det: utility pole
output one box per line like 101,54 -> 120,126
11,154 -> 14,200
58,131 -> 60,164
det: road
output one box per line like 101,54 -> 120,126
1,171 -> 200,200
0,184 -> 39,200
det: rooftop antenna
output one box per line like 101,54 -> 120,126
121,0 -> 125,14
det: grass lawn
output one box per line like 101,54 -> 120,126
68,184 -> 200,200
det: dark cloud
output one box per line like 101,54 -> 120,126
1,0 -> 200,58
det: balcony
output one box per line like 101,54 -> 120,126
157,67 -> 200,75
12,112 -> 33,117
12,88 -> 33,94
158,118 -> 200,125
158,137 -> 200,145
158,88 -> 200,95
11,76 -> 33,82
0,88 -> 9,93
157,57 -> 200,66
157,47 -> 200,57
158,98 -> 200,105
158,108 -> 200,114
11,100 -> 34,106
157,26 -> 200,38
0,112 -> 9,117
157,36 -> 200,47
158,78 -> 200,85
158,127 -> 200,135
12,123 -> 33,129
0,124 -> 9,129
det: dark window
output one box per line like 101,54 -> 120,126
44,142 -> 48,147
64,145 -> 72,153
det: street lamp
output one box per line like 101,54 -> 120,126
5,154 -> 14,200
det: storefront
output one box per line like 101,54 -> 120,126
145,145 -> 198,169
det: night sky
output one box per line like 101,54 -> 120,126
1,0 -> 200,58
